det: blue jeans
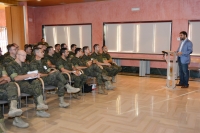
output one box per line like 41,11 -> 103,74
178,57 -> 189,86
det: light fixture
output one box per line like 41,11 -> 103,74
37,0 -> 41,1
0,2 -> 4,5
131,7 -> 140,11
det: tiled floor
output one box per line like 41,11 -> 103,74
4,75 -> 200,133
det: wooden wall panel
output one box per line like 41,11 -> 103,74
5,6 -> 25,49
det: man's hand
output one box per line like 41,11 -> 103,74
3,76 -> 11,82
177,52 -> 182,56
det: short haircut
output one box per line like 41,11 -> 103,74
7,43 -> 15,52
60,48 -> 67,55
71,44 -> 76,49
61,43 -> 66,48
75,48 -> 81,55
24,44 -> 32,51
180,31 -> 187,37
55,44 -> 60,48
93,44 -> 99,50
41,38 -> 44,40
83,46 -> 89,53
33,47 -> 42,55
102,45 -> 106,49
46,46 -> 53,53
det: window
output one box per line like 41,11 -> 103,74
0,27 -> 8,54
188,21 -> 200,55
104,22 -> 172,54
43,24 -> 92,50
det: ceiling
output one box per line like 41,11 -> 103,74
0,0 -> 108,7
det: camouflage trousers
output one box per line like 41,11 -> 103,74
17,79 -> 43,105
83,64 -> 104,85
0,82 -> 18,119
63,73 -> 87,88
42,71 -> 67,97
103,63 -> 122,77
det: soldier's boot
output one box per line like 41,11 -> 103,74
65,84 -> 80,93
102,84 -> 108,95
72,93 -> 81,99
98,85 -> 107,95
112,76 -> 116,83
0,119 -> 7,132
8,100 -> 22,117
13,117 -> 29,128
59,96 -> 70,108
36,111 -> 50,118
36,95 -> 48,110
105,81 -> 115,90
102,74 -> 112,81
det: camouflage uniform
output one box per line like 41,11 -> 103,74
3,55 -> 15,67
67,51 -> 76,60
26,54 -> 34,63
44,54 -> 57,65
37,42 -> 49,47
56,58 -> 87,88
0,65 -> 18,119
102,52 -> 122,74
30,59 -> 67,97
91,52 -> 119,77
3,52 -> 9,58
71,56 -> 104,85
6,61 -> 43,104
53,51 -> 61,59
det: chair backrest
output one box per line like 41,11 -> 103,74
189,58 -> 200,69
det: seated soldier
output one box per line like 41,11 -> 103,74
0,65 -> 29,130
61,43 -> 68,49
102,45 -> 122,82
3,43 -> 19,58
30,48 -> 80,107
6,50 -> 50,118
54,44 -> 61,58
3,44 -> 17,67
82,46 -> 114,90
72,47 -> 112,95
24,44 -> 34,63
91,44 -> 118,90
67,44 -> 76,60
56,48 -> 87,98
44,46 -> 56,68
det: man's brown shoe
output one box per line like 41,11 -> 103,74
181,85 -> 189,88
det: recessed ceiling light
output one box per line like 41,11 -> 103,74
0,2 -> 4,5
37,0 -> 41,1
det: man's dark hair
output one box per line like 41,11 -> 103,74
7,43 -> 15,52
83,46 -> 89,53
102,45 -> 106,49
93,44 -> 99,50
60,48 -> 67,55
33,48 -> 42,55
75,48 -> 81,55
46,46 -> 53,53
24,44 -> 32,51
180,31 -> 187,37
61,43 -> 66,49
55,44 -> 60,48
41,38 -> 44,40
71,44 -> 76,49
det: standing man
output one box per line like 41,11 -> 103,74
38,38 -> 49,47
176,31 -> 193,88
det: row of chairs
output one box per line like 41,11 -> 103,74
0,71 -> 75,114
